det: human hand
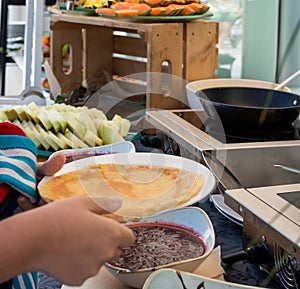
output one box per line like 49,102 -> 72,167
32,196 -> 135,285
1,196 -> 135,286
17,153 -> 66,210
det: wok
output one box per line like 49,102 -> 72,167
196,87 -> 300,127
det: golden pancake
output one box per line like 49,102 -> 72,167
38,163 -> 205,221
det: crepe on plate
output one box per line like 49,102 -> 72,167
38,163 -> 205,221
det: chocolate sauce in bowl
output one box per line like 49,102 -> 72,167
109,222 -> 207,271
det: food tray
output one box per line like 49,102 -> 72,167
97,13 -> 213,22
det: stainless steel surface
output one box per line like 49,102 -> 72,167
146,109 -> 300,189
224,184 -> 300,260
201,150 -> 242,191
0,89 -> 47,108
146,109 -> 223,152
146,108 -> 300,287
210,146 -> 300,188
0,84 -> 53,109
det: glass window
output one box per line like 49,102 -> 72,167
208,0 -> 244,79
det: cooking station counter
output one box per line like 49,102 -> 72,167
225,183 -> 300,257
146,109 -> 300,288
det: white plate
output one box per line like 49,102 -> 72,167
210,194 -> 243,226
39,152 -> 216,218
143,268 -> 267,289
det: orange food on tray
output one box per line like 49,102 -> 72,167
200,3 -> 210,13
143,0 -> 163,7
164,4 -> 176,15
129,3 -> 152,15
96,7 -> 116,15
167,4 -> 184,15
150,6 -> 166,15
96,0 -> 210,17
115,9 -> 140,16
187,2 -> 204,14
181,5 -> 195,15
110,2 -> 135,10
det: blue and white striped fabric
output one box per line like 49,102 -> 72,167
0,135 -> 37,203
12,273 -> 37,289
0,130 -> 38,289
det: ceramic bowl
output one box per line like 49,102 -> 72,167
186,78 -> 291,110
143,268 -> 268,289
105,206 -> 215,288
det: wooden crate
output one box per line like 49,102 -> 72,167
50,12 -> 218,109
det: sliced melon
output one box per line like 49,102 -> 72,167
110,2 -> 134,10
96,8 -> 116,15
180,4 -> 195,15
150,7 -> 166,15
143,0 -> 163,7
167,4 -> 184,15
129,3 -> 152,15
187,2 -> 203,14
102,122 -> 125,145
115,9 -> 139,16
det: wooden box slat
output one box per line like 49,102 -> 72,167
183,20 -> 219,81
113,57 -> 147,76
113,35 -> 147,57
83,26 -> 114,88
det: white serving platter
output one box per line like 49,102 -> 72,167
38,152 -> 216,219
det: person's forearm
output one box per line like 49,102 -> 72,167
0,211 -> 40,283
0,196 -> 135,286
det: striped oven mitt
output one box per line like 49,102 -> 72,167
0,121 -> 38,289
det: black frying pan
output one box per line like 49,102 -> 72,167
196,87 -> 300,127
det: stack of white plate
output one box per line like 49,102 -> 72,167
210,194 -> 243,227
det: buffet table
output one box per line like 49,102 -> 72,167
37,132 -> 283,289
34,117 -> 287,288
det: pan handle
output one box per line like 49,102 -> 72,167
275,69 -> 300,90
